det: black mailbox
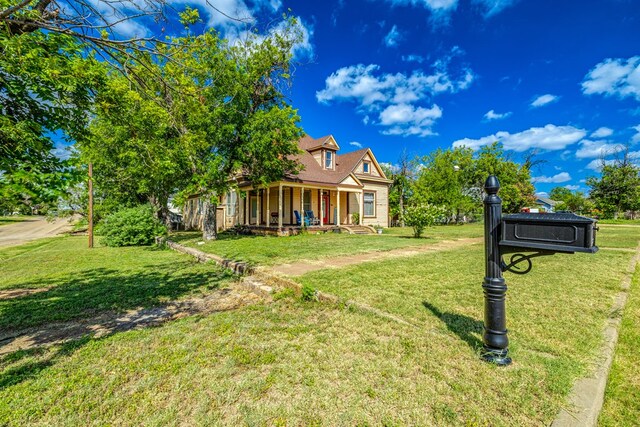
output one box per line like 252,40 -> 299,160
500,212 -> 598,254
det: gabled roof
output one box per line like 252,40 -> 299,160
536,196 -> 559,206
298,134 -> 340,151
281,135 -> 389,187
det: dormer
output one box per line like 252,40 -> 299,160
303,135 -> 340,171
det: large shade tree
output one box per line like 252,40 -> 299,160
587,149 -> 640,218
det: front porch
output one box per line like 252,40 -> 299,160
237,183 -> 366,231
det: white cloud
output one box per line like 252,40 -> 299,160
535,192 -> 549,198
575,140 -> 624,159
582,56 -> 640,100
316,63 -> 474,107
349,141 -> 363,148
402,54 -> 425,63
317,55 -> 474,137
586,158 -> 615,171
531,94 -> 559,108
591,127 -> 614,138
379,103 -> 443,137
472,0 -> 520,17
384,25 -> 402,47
532,172 -> 572,184
564,185 -> 580,191
633,125 -> 640,143
453,124 -> 586,152
484,109 -> 512,121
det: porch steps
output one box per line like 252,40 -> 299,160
340,225 -> 376,235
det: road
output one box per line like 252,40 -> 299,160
0,216 -> 73,248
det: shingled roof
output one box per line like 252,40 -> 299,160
285,135 -> 371,186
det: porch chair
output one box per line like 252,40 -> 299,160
305,210 -> 320,226
294,210 -> 310,226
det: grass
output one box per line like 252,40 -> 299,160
0,216 -> 30,226
171,223 -> 483,266
0,237 -> 234,331
0,224 -> 637,425
599,263 -> 640,426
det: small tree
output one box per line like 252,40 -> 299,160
404,204 -> 446,238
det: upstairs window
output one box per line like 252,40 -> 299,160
363,161 -> 370,173
325,151 -> 333,169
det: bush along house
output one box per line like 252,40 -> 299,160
182,134 -> 392,235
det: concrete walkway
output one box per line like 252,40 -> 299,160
0,216 -> 73,248
269,237 -> 483,276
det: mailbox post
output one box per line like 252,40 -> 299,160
481,175 -> 598,366
482,176 -> 511,365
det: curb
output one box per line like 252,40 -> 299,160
552,243 -> 640,427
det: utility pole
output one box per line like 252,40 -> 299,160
88,163 -> 94,248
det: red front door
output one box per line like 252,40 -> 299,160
322,194 -> 330,224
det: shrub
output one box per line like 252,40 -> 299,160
99,204 -> 167,247
301,284 -> 318,302
404,204 -> 447,238
351,212 -> 360,225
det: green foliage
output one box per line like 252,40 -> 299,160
411,143 -> 535,220
179,6 -> 202,27
587,152 -> 640,218
351,212 -> 360,224
301,284 -> 318,302
0,27 -> 105,213
550,187 -> 591,214
403,204 -> 447,238
99,205 -> 167,247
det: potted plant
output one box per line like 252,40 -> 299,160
373,224 -> 383,234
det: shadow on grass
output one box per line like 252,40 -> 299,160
422,301 -> 483,350
0,337 -> 91,390
0,265 -> 231,332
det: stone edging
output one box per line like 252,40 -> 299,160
161,238 -> 416,327
552,243 -> 640,427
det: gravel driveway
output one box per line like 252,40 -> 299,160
0,216 -> 73,248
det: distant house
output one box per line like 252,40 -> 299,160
535,196 -> 559,213
182,134 -> 392,235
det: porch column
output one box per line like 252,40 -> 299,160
266,187 -> 270,226
257,189 -> 261,226
359,190 -> 364,225
278,184 -> 283,229
319,190 -> 324,227
300,187 -> 304,226
336,189 -> 341,226
244,191 -> 249,225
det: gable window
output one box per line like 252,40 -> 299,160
325,151 -> 333,169
363,161 -> 370,173
363,192 -> 375,217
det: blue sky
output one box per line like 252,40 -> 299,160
69,0 -> 640,196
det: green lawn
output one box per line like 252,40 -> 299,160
0,216 -> 30,226
171,223 -> 483,266
0,237 -> 234,331
599,263 -> 640,426
0,225 -> 637,426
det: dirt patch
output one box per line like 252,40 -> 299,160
0,287 -> 51,300
0,283 -> 265,355
269,237 -> 483,276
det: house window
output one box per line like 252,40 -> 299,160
303,190 -> 312,212
363,161 -> 370,173
325,151 -> 333,169
364,192 -> 375,216
226,191 -> 237,216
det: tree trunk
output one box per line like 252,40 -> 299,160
203,199 -> 218,241
399,189 -> 405,227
